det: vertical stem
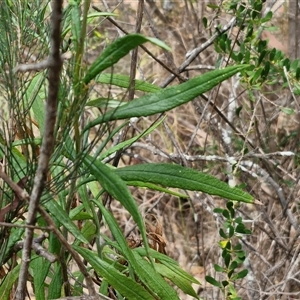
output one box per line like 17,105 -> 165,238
15,1 -> 63,299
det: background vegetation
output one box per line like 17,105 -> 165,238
0,0 -> 299,299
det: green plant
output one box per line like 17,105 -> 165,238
199,1 -> 300,298
205,202 -> 251,300
0,1 -> 257,299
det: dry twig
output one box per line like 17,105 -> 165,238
15,1 -> 64,299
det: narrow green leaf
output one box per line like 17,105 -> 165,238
87,12 -> 118,19
82,155 -> 149,249
97,73 -> 161,93
12,138 -> 42,147
27,72 -> 46,135
154,263 -> 199,299
0,264 -> 21,300
280,107 -> 294,115
86,98 -> 125,109
31,257 -> 50,300
80,220 -> 97,243
83,34 -> 170,84
71,3 -> 81,49
97,203 -> 180,299
70,211 -> 92,221
99,279 -> 109,297
62,12 -> 118,37
99,116 -> 165,160
132,250 -> 180,299
84,65 -> 249,130
115,163 -> 254,203
48,264 -> 63,300
125,180 -> 188,198
207,4 -> 219,9
0,227 -> 24,263
44,200 -> 89,244
72,271 -> 85,296
134,247 -> 200,284
74,246 -> 154,300
77,182 -> 93,215
205,275 -> 222,288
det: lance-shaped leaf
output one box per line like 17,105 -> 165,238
115,163 -> 254,203
92,204 -> 180,300
96,73 -> 161,93
73,246 -> 154,300
84,64 -> 249,131
83,34 -> 171,84
82,155 -> 152,258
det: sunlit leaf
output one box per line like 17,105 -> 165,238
74,246 -> 154,300
115,163 -> 254,203
84,65 -> 249,130
83,34 -> 171,84
97,73 -> 161,93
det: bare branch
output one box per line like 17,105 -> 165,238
14,233 -> 57,263
92,5 -> 186,82
161,17 -> 237,87
15,1 -> 64,299
0,169 -> 29,203
13,52 -> 72,73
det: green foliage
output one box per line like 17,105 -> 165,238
0,0 -> 257,299
83,34 -> 171,85
213,0 -> 300,94
115,163 -> 254,202
84,64 -> 249,130
205,202 -> 251,300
